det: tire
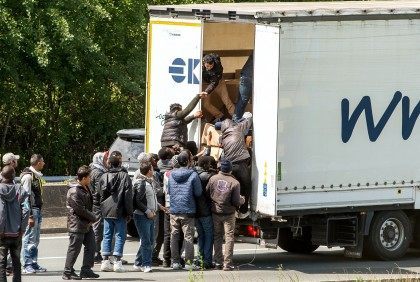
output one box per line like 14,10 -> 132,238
278,227 -> 319,254
364,211 -> 412,260
127,218 -> 139,238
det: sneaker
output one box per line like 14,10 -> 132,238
162,260 -> 171,268
133,264 -> 143,272
23,265 -> 36,274
143,266 -> 152,273
223,265 -> 235,271
32,263 -> 47,272
94,254 -> 103,264
184,264 -> 200,271
80,269 -> 100,279
121,258 -> 128,265
236,211 -> 250,219
100,260 -> 113,272
113,260 -> 125,273
214,263 -> 223,270
172,262 -> 182,270
62,272 -> 82,280
152,257 -> 163,266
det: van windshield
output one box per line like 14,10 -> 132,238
109,137 -> 144,171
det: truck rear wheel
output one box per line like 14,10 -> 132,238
278,227 -> 319,254
364,211 -> 411,260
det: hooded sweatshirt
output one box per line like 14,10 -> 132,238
0,183 -> 29,237
219,113 -> 253,163
133,174 -> 158,216
168,167 -> 202,215
89,152 -> 107,213
99,166 -> 133,219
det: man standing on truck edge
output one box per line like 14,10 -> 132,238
99,151 -> 133,273
62,165 -> 99,280
161,93 -> 206,149
233,54 -> 253,123
201,53 -> 235,123
207,158 -> 244,271
89,151 -> 108,263
215,112 -> 252,218
20,154 -> 46,274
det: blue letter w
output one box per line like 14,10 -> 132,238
341,92 -> 402,143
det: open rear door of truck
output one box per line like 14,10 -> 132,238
252,24 -> 280,216
146,18 -> 203,154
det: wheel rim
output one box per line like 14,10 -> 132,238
379,217 -> 404,251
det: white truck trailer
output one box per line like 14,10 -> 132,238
146,1 -> 420,260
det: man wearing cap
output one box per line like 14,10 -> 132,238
160,94 -> 206,149
206,158 -> 244,271
0,153 -> 20,182
20,154 -> 46,274
215,112 -> 252,218
167,150 -> 202,270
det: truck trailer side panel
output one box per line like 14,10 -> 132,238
276,20 -> 420,212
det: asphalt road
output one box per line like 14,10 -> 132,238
12,233 -> 420,281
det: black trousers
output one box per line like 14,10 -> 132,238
152,210 -> 164,259
232,160 -> 252,213
0,237 -> 21,282
163,212 -> 183,262
64,228 -> 95,274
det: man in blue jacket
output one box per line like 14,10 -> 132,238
167,150 -> 202,270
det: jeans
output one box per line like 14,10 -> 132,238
196,216 -> 214,265
64,229 -> 95,274
170,214 -> 195,264
133,213 -> 155,267
0,237 -> 21,282
232,160 -> 252,213
234,54 -> 253,121
102,217 -> 127,257
152,210 -> 164,260
213,213 -> 236,267
21,208 -> 42,267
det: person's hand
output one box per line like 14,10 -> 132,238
194,111 -> 203,118
199,92 -> 208,99
28,217 -> 35,228
146,211 -> 156,219
161,206 -> 170,214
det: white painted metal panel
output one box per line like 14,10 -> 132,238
276,20 -> 420,212
252,25 -> 279,216
146,18 -> 202,154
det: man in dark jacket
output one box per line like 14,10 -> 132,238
89,151 -> 108,263
215,112 -> 252,216
201,53 -> 235,122
167,151 -> 202,270
99,151 -> 133,273
160,94 -> 205,148
0,165 -> 29,282
207,159 -> 244,271
194,156 -> 216,269
62,165 -> 99,280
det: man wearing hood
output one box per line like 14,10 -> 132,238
89,152 -> 108,263
215,112 -> 252,217
62,165 -> 99,280
0,165 -> 29,282
98,151 -> 133,273
20,154 -> 46,274
160,94 -> 205,149
167,151 -> 202,270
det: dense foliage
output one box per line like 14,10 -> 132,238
0,0 -> 279,175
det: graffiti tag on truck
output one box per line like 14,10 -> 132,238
342,91 -> 420,143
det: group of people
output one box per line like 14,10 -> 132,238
0,152 -> 46,282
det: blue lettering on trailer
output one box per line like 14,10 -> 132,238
168,58 -> 200,84
341,92 -> 420,143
